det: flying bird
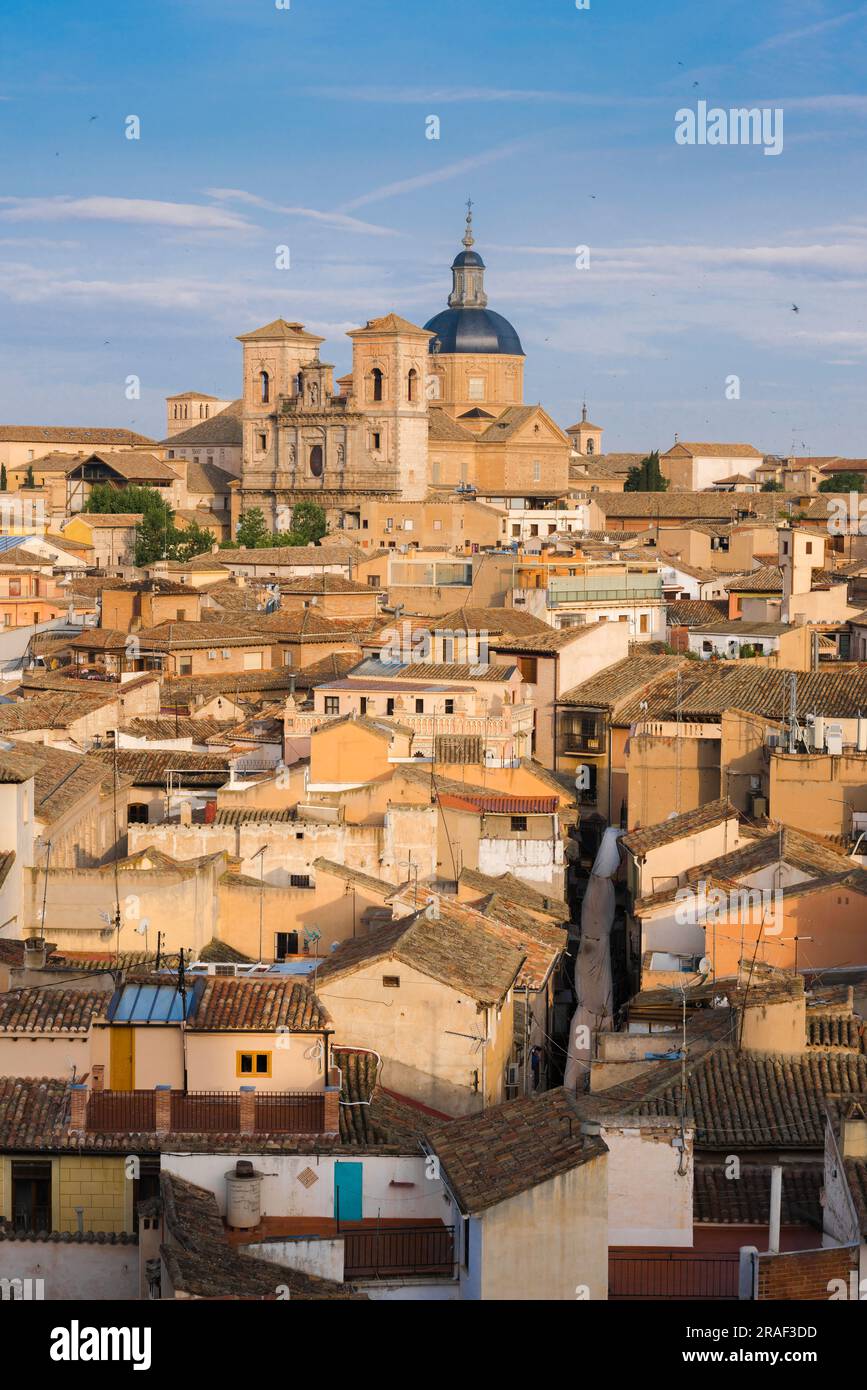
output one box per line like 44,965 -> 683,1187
792,304 -> 799,313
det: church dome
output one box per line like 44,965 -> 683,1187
425,306 -> 524,356
425,205 -> 524,357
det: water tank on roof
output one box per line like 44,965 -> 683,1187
825,724 -> 843,757
225,1161 -> 264,1230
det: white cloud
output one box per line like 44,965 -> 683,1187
204,189 -> 399,237
306,86 -> 648,106
0,196 -> 253,231
750,8 -> 866,52
340,141 -> 532,212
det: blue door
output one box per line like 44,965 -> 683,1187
334,1161 -> 363,1223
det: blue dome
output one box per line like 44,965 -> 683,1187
424,307 -> 524,356
452,249 -> 485,268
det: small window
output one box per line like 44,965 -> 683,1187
444,699 -> 454,715
468,377 -> 485,401
260,371 -> 270,404
371,368 -> 384,402
805,541 -> 813,555
407,368 -> 418,402
415,698 -> 424,713
367,575 -> 380,588
372,432 -> 381,451
208,649 -> 217,660
127,803 -> 149,825
237,1051 -> 272,1077
324,696 -> 340,715
289,873 -> 311,889
511,815 -> 527,833
533,461 -> 541,482
257,433 -> 267,452
382,975 -> 400,988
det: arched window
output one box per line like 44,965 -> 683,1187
260,371 -> 270,404
309,444 -> 324,477
371,367 -> 383,402
407,368 -> 418,402
586,438 -> 595,455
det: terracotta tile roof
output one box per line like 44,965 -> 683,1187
161,667 -> 301,708
388,661 -> 517,683
314,907 -> 525,1007
220,544 -> 362,568
664,442 -> 764,459
725,565 -> 784,593
692,619 -> 794,636
558,653 -> 688,710
693,1165 -> 822,1226
431,606 -> 551,637
424,1088 -> 607,1215
160,1171 -> 364,1299
278,574 -> 375,595
806,1013 -> 865,1051
492,624 -> 606,653
621,798 -> 737,856
1,740 -> 119,826
666,600 -> 729,627
0,425 -> 155,445
0,987 -> 107,1033
76,513 -> 145,528
576,1044 -> 867,1150
312,858 -> 395,897
458,868 -> 566,919
187,977 -> 330,1032
428,408 -> 475,442
118,717 -> 234,742
595,491 -> 798,519
291,652 -> 362,687
84,451 -> 178,482
396,763 -> 560,815
0,692 -> 114,731
89,747 -> 230,786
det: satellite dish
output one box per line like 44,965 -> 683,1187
698,956 -> 712,976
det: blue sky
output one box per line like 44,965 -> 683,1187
1,0 -> 866,453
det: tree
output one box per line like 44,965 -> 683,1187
624,451 -> 669,492
83,482 -> 201,565
818,472 -> 865,494
761,480 -> 783,492
286,501 -> 327,546
24,465 -> 35,488
172,519 -> 216,561
0,463 -> 6,492
234,508 -> 272,548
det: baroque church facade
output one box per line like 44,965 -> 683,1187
233,210 -> 573,531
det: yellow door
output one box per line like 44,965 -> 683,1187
110,1028 -> 135,1091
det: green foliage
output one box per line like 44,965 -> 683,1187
83,483 -> 213,565
234,507 -> 271,549
760,480 -> 783,492
286,501 -> 327,545
818,472 -> 865,494
227,502 -> 329,550
24,465 -> 35,488
739,644 -> 756,659
0,463 -> 6,492
623,451 -> 669,493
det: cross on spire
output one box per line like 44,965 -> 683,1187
463,198 -> 475,247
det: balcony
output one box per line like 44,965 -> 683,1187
226,1215 -> 456,1281
85,1089 -> 325,1134
558,718 -> 607,755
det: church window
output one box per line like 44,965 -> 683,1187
372,432 -> 381,451
586,439 -> 595,455
371,368 -> 384,402
260,371 -> 270,404
309,444 -> 324,477
407,368 -> 418,402
533,461 -> 541,482
257,433 -> 267,452
468,377 -> 485,401
431,462 -> 441,484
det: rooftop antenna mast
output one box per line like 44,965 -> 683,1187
787,672 -> 798,755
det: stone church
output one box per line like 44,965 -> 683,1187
233,209 -> 574,530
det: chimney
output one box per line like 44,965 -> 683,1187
239,1086 -> 256,1134
91,1064 -> 105,1093
69,1083 -> 88,1134
23,936 -> 47,970
768,1165 -> 782,1254
841,1102 -> 867,1159
323,1082 -> 340,1135
154,1085 -> 172,1135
